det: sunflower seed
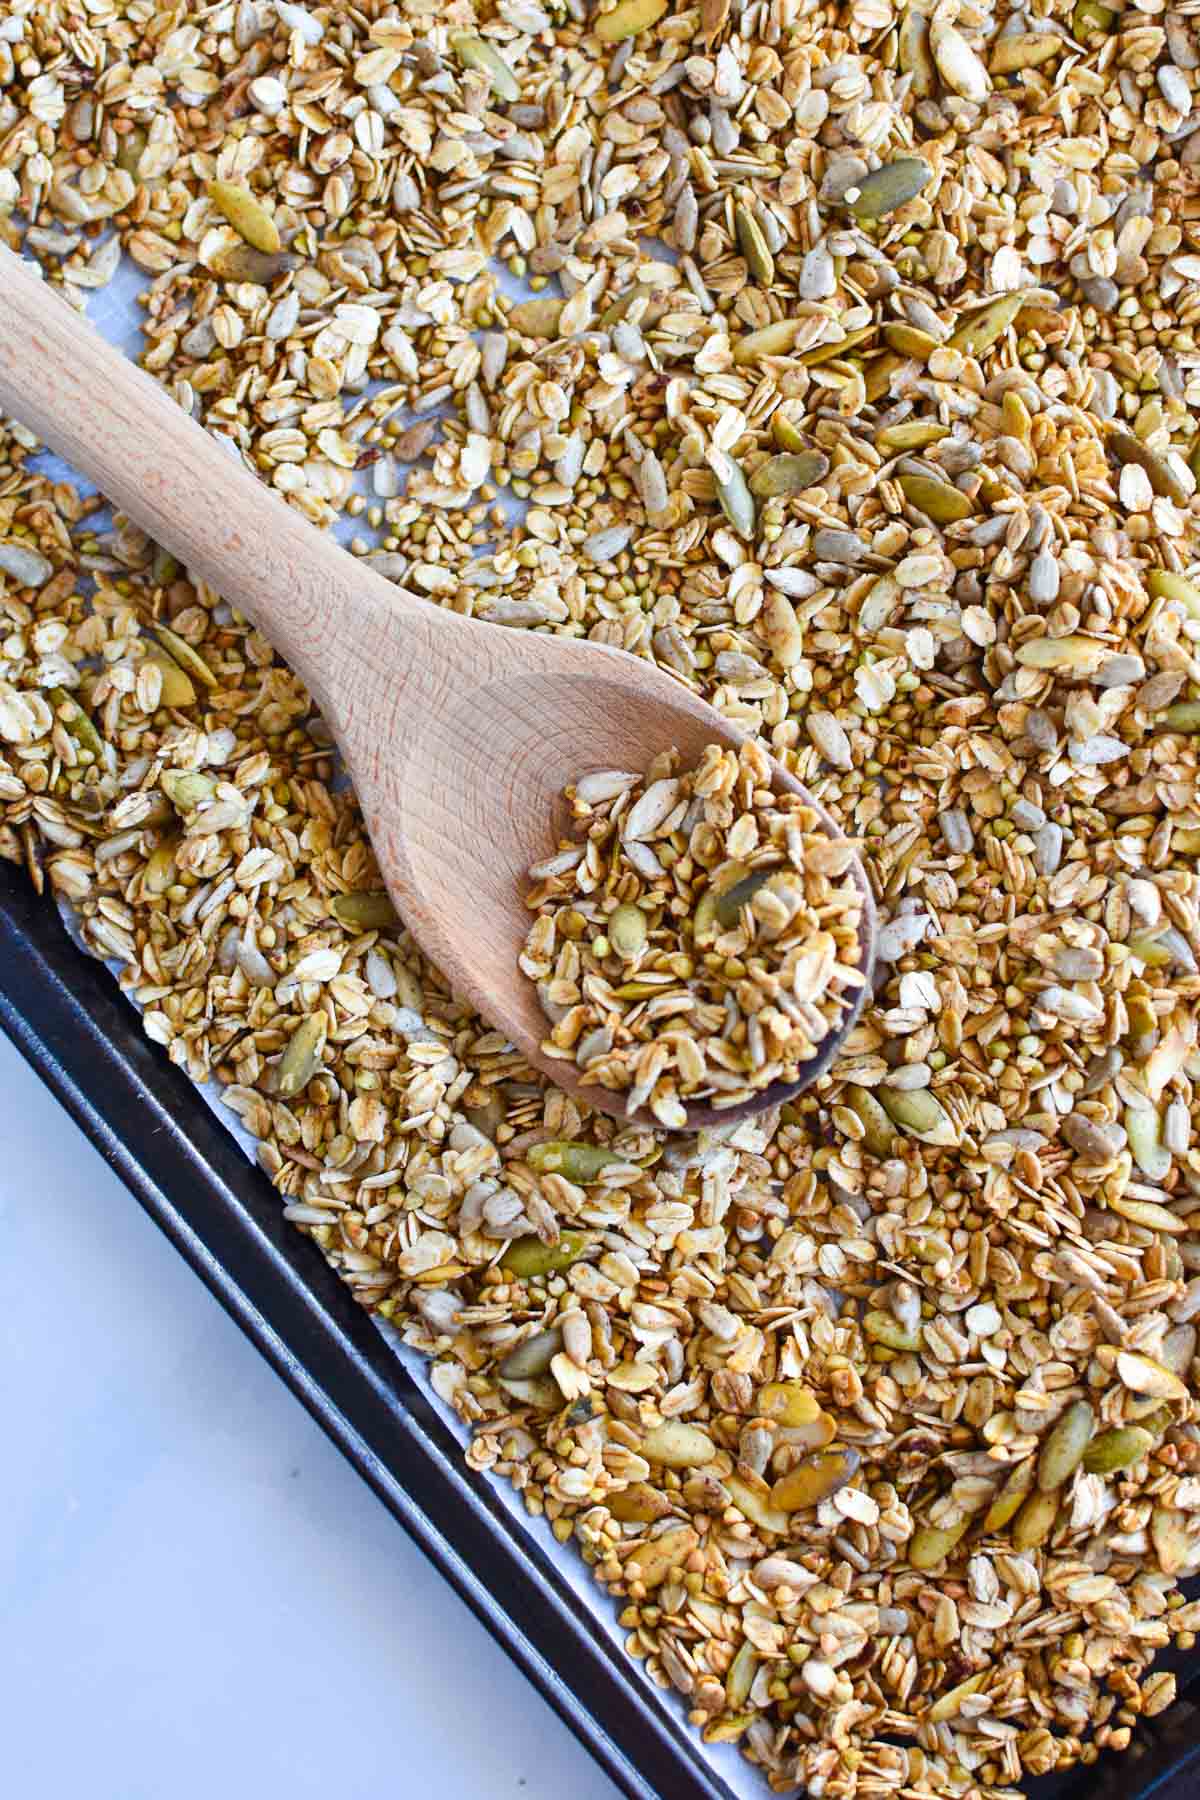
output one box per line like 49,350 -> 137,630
930,19 -> 992,101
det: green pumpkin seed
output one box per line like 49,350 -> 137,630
277,1013 -> 328,1097
1148,569 -> 1200,618
802,325 -> 876,367
883,323 -> 939,360
981,1457 -> 1036,1533
207,180 -> 281,253
898,472 -> 972,523
449,33 -> 520,102
704,1711 -> 755,1745
725,1473 -> 789,1535
1132,1404 -> 1174,1437
1161,703 -> 1200,734
1108,429 -> 1190,505
909,1518 -> 969,1569
927,1674 -> 989,1724
331,891 -> 400,930
608,1482 -> 675,1523
755,1389 -> 831,1447
898,11 -> 936,95
527,1141 -> 627,1180
877,1084 -> 958,1146
211,244 -> 299,285
1011,1489 -> 1061,1550
599,283 -> 659,327
715,456 -> 757,539
771,411 -> 806,452
144,646 -> 196,708
599,287 -> 635,328
725,1639 -> 759,1708
1125,993 -> 1160,1058
627,1524 -> 699,1590
1036,1400 -> 1094,1492
1127,932 -> 1173,966
846,1085 -> 896,1156
143,840 -> 179,895
756,1382 -> 822,1427
948,291 -> 1030,355
151,547 -> 179,586
500,1231 -> 593,1277
48,686 -> 104,759
732,319 -> 808,365
1116,1349 -> 1189,1401
1151,1505 -> 1195,1576
863,351 -> 906,401
116,126 -> 148,177
594,0 -> 669,40
615,979 -> 680,1008
1073,0 -> 1115,33
863,1310 -> 921,1352
608,902 -> 648,961
161,769 -> 217,811
847,157 -> 932,221
770,1446 -> 860,1512
508,297 -> 564,337
153,623 -> 217,689
735,203 -> 774,286
795,1412 -> 838,1450
877,421 -> 950,453
749,451 -> 830,497
713,866 -> 774,927
498,1326 -> 563,1379
693,862 -> 751,944
990,31 -> 1063,74
499,1374 -> 563,1410
641,1420 -> 716,1467
612,980 -> 667,998
1083,1425 -> 1156,1476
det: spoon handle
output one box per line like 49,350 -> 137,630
0,242 -> 407,708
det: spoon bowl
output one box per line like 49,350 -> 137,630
0,243 -> 875,1132
372,644 -> 877,1130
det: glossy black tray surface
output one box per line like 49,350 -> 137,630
2,860 -> 1198,1800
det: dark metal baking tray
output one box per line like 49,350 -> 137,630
3,857 -> 1199,1800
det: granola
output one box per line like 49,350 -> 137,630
5,0 -> 1200,1793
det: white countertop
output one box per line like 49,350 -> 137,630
0,1029 -> 623,1800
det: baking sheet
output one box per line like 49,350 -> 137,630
8,248 -> 1200,1800
22,246 -> 766,1800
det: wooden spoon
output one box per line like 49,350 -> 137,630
0,244 -> 875,1130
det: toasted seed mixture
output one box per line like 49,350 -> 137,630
522,740 -> 866,1123
7,0 -> 1200,1791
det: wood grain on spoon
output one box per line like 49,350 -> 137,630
0,243 -> 876,1129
